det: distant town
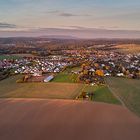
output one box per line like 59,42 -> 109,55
0,38 -> 140,85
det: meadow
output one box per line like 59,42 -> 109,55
51,67 -> 80,83
83,85 -> 121,105
0,55 -> 21,60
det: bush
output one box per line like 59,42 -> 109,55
16,79 -> 24,83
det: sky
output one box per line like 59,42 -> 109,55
0,0 -> 140,38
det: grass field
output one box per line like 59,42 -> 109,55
0,75 -> 84,99
52,67 -> 80,83
0,55 -> 21,60
83,85 -> 121,105
52,73 -> 78,83
0,54 -> 36,60
106,77 -> 140,116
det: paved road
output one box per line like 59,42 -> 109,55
0,99 -> 140,140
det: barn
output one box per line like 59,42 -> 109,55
44,75 -> 54,82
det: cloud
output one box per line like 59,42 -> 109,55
47,10 -> 60,14
59,12 -> 78,17
0,23 -> 17,28
59,12 -> 91,17
46,10 -> 91,17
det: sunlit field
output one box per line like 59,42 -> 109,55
106,77 -> 140,116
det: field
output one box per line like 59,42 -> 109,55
0,99 -> 140,140
106,77 -> 140,116
0,54 -> 36,60
52,67 -> 80,83
83,85 -> 121,105
114,44 -> 140,54
0,74 -> 121,106
0,55 -> 21,60
52,73 -> 78,83
0,75 -> 84,99
10,53 -> 36,58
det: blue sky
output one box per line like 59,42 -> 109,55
0,0 -> 140,37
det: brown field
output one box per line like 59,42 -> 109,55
0,75 -> 83,99
10,53 -> 36,57
0,99 -> 140,140
1,83 -> 83,99
114,44 -> 140,54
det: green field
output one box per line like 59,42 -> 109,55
52,73 -> 78,83
0,75 -> 84,99
106,77 -> 140,116
52,67 -> 80,83
0,55 -> 21,60
83,85 -> 121,105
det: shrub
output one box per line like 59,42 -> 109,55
16,79 -> 24,83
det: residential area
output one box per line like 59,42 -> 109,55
0,48 -> 140,84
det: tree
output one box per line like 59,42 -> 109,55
95,70 -> 104,77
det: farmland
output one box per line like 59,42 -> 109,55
10,53 -> 36,58
83,85 -> 121,105
114,44 -> 140,54
0,74 -> 122,106
0,99 -> 140,140
0,74 -> 120,104
51,67 -> 80,83
52,73 -> 78,83
0,54 -> 35,60
0,55 -> 21,60
0,75 -> 84,99
106,77 -> 140,116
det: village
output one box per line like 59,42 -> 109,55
0,48 -> 140,85
77,50 -> 140,84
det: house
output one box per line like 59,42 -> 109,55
104,72 -> 111,76
32,71 -> 42,77
117,73 -> 124,77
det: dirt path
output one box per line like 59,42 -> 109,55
105,79 -> 126,108
107,84 -> 126,107
0,99 -> 140,140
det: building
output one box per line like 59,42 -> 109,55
44,75 -> 54,82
